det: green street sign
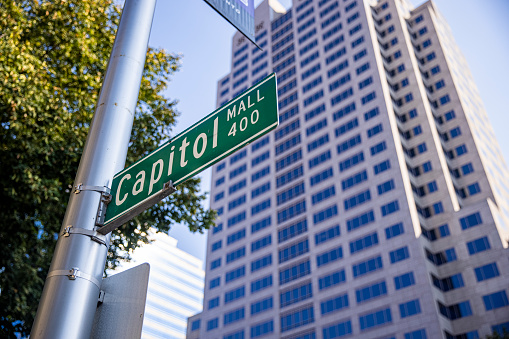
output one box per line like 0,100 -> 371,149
99,73 -> 279,233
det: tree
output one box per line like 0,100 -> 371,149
0,0 -> 215,337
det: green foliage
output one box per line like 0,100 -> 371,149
486,328 -> 509,339
0,0 -> 215,337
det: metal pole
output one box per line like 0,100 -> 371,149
30,0 -> 157,337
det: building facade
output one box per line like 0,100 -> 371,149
188,0 -> 509,338
115,232 -> 204,339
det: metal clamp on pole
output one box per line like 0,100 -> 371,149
61,225 -> 108,247
74,183 -> 111,195
46,267 -> 102,289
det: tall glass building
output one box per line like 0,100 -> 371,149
188,0 -> 509,338
115,232 -> 204,339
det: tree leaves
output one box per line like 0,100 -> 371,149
0,1 -> 214,336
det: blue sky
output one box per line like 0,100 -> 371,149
146,0 -> 509,264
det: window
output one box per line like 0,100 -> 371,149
279,219 -> 308,243
280,283 -> 313,308
227,229 -> 246,245
211,240 -> 222,252
317,246 -> 343,266
337,134 -> 361,154
356,281 -> 387,303
315,224 -> 341,245
251,320 -> 274,338
209,277 -> 221,291
251,198 -> 271,215
314,205 -> 338,224
359,308 -> 392,330
305,104 -> 326,121
381,200 -> 399,216
405,329 -> 427,339
394,272 -> 415,290
353,256 -> 383,278
377,180 -> 395,195
323,320 -> 352,339
370,141 -> 387,155
312,185 -> 336,205
278,199 -> 306,224
280,260 -> 311,285
252,151 -> 270,167
215,192 -> 224,202
331,88 -> 354,106
475,262 -> 500,282
350,232 -> 378,254
483,291 -> 509,311
347,210 -> 375,231
191,319 -> 201,331
344,190 -> 371,210
210,258 -> 221,270
341,170 -> 367,190
327,59 -> 349,78
252,166 -> 270,182
280,105 -> 299,124
281,307 -> 315,332
226,266 -> 245,283
207,318 -> 219,331
385,222 -> 404,239
432,273 -> 464,292
467,236 -> 491,255
224,307 -> 245,326
224,330 -> 244,339
279,239 -> 309,263
251,296 -> 273,315
309,150 -> 331,169
252,182 -> 271,199
390,246 -> 410,263
228,211 -> 246,228
277,166 -> 304,188
359,76 -> 373,89
277,149 -> 302,172
251,254 -> 272,272
226,247 -> 246,263
400,299 -> 421,318
251,274 -> 272,292
321,293 -> 349,315
310,167 -> 333,186
252,216 -> 271,233
319,270 -> 346,290
333,102 -> 355,121
339,151 -> 364,172
225,286 -> 245,304
374,159 -> 391,174
251,235 -> 272,252
306,119 -> 328,136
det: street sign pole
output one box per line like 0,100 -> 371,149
30,0 -> 157,338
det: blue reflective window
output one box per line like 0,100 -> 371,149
394,272 -> 415,290
310,167 -> 333,186
339,151 -> 364,172
359,308 -> 392,330
207,318 -> 218,331
225,286 -> 245,304
315,224 -> 341,245
350,232 -> 378,254
483,291 -> 509,311
279,239 -> 309,263
251,216 -> 271,233
353,256 -> 383,278
356,281 -> 387,303
251,274 -> 272,292
475,262 -> 500,282
251,296 -> 273,315
280,260 -> 311,285
385,222 -> 404,239
344,190 -> 371,210
280,282 -> 313,308
313,204 -> 338,224
321,293 -> 349,314
278,200 -> 306,224
317,246 -> 343,266
374,159 -> 391,174
278,219 -> 308,243
280,306 -> 315,332
312,185 -> 336,205
323,320 -> 352,339
467,236 -> 491,255
347,210 -> 375,231
251,235 -> 271,252
400,299 -> 421,318
390,246 -> 410,263
250,320 -> 274,338
319,269 -> 346,290
251,254 -> 272,272
381,200 -> 399,216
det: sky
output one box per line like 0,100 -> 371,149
144,0 -> 509,265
